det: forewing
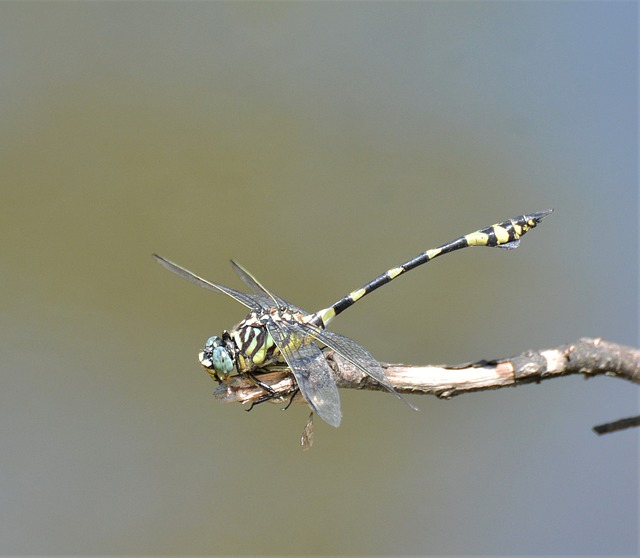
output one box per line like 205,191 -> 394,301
302,327 -> 418,411
230,260 -> 280,307
153,254 -> 261,310
230,260 -> 307,314
267,320 -> 342,428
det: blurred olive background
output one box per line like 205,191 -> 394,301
1,2 -> 637,555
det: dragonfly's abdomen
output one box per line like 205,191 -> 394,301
315,210 -> 552,325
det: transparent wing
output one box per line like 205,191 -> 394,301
302,326 -> 418,411
267,320 -> 342,428
230,260 -> 281,308
301,412 -> 314,451
230,260 -> 307,314
497,239 -> 520,250
153,254 -> 261,310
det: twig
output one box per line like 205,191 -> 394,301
593,415 -> 640,435
213,337 -> 640,434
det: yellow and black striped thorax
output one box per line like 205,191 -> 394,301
230,309 -> 311,373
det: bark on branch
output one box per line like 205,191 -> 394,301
213,337 -> 640,434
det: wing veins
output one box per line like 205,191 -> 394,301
299,325 -> 418,411
230,260 -> 307,313
153,254 -> 260,309
267,319 -> 342,427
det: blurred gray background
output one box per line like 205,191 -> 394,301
1,2 -> 637,555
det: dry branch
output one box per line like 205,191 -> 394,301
213,337 -> 640,434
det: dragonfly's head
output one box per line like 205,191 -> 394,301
199,332 -> 236,382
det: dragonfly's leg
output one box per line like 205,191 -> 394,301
282,387 -> 300,411
243,372 -> 277,413
245,391 -> 276,412
246,384 -> 299,413
244,371 -> 300,412
246,371 -> 277,396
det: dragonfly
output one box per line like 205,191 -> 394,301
154,209 -> 552,448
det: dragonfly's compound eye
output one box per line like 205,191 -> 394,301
199,335 -> 235,382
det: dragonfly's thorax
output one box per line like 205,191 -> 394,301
199,308 -> 313,381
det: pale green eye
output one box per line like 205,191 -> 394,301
200,336 -> 234,380
212,345 -> 234,376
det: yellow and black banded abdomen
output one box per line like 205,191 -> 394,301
464,213 -> 541,247
314,210 -> 552,326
